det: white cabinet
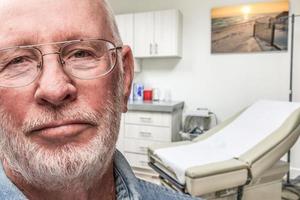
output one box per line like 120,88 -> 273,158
133,12 -> 154,57
154,10 -> 182,57
116,101 -> 184,183
115,10 -> 182,59
115,14 -> 141,72
134,10 -> 182,58
115,14 -> 134,49
121,109 -> 182,171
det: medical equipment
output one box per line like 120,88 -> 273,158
180,108 -> 217,140
148,100 -> 300,200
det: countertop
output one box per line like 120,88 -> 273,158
127,100 -> 184,113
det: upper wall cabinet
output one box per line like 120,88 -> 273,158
115,14 -> 134,50
115,13 -> 141,72
134,10 -> 183,58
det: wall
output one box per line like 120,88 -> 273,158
109,0 -> 300,177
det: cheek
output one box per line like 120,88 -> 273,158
78,77 -> 118,112
0,88 -> 33,127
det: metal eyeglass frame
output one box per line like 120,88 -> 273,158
0,38 -> 123,88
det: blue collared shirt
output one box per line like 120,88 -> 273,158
0,151 -> 200,200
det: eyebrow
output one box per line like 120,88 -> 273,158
4,38 -> 35,48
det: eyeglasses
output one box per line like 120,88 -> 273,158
0,39 -> 122,87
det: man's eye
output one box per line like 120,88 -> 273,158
9,57 -> 26,65
0,56 -> 31,73
72,50 -> 93,58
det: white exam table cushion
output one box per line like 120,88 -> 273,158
153,100 -> 300,184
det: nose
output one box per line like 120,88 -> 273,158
34,54 -> 77,107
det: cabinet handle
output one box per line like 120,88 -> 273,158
155,43 -> 158,54
139,131 -> 152,137
139,161 -> 148,166
139,146 -> 148,152
150,43 -> 153,55
139,117 -> 152,123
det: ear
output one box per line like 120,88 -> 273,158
120,45 -> 134,113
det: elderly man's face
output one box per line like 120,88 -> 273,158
0,0 -> 132,190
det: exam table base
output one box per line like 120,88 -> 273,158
159,161 -> 289,200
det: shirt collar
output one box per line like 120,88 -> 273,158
114,150 -> 142,200
0,163 -> 27,199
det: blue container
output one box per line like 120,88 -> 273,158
133,83 -> 144,101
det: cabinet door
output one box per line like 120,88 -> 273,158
115,14 -> 141,72
115,14 -> 134,49
134,12 -> 154,58
154,10 -> 182,57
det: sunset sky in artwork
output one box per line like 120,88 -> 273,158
212,1 -> 289,18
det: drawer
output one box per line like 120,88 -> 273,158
124,138 -> 168,154
125,111 -> 171,127
125,152 -> 151,169
125,124 -> 171,142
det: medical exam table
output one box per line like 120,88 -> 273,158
148,100 -> 300,200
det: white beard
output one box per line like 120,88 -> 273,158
0,101 -> 121,191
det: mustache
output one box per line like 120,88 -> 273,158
22,107 -> 102,135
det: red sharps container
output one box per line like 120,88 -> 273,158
143,89 -> 153,101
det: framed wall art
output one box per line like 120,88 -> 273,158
211,0 -> 289,53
